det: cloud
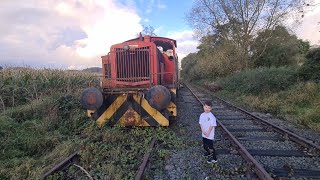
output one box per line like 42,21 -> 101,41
145,0 -> 155,14
285,0 -> 320,45
156,0 -> 167,9
0,0 -> 143,69
145,0 -> 166,14
0,0 -> 198,70
294,2 -> 320,45
143,18 -> 150,23
167,30 -> 199,62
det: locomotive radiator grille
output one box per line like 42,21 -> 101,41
115,47 -> 150,83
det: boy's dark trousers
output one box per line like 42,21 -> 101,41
203,137 -> 217,160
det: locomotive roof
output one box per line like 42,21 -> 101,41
124,36 -> 177,48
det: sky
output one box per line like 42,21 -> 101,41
0,0 -> 319,70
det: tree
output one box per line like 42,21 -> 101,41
181,53 -> 198,79
196,22 -> 241,55
187,0 -> 310,69
141,25 -> 157,36
251,26 -> 308,67
298,39 -> 310,55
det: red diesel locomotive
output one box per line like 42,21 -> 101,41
80,34 -> 179,126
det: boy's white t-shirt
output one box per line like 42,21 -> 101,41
199,112 -> 217,140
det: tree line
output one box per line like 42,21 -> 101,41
181,0 -> 319,81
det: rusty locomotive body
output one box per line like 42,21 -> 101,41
80,35 -> 179,126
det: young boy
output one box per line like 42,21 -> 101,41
199,100 -> 218,163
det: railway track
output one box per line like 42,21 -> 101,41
41,83 -> 319,179
40,150 -> 90,179
41,139 -> 157,180
185,83 -> 320,179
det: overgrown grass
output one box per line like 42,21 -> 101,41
238,82 -> 320,130
0,95 -> 88,179
218,66 -> 298,95
0,68 -> 183,179
0,68 -> 94,112
195,66 -> 320,131
71,126 -> 184,179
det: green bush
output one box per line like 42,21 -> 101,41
218,66 -> 298,95
252,26 -> 307,68
298,48 -> 320,81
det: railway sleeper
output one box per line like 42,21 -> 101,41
248,149 -> 310,157
268,168 -> 320,178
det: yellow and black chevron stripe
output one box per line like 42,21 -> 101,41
167,88 -> 177,117
87,89 -> 176,127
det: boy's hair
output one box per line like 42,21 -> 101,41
204,100 -> 212,107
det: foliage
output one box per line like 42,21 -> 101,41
298,39 -> 311,55
0,96 -> 86,179
217,66 -> 298,95
199,43 -> 244,76
59,126 -> 182,180
180,53 -> 199,80
251,26 -> 309,67
207,65 -> 320,131
0,68 -> 94,112
187,0 -> 308,69
181,26 -> 309,81
221,82 -> 320,130
298,48 -> 320,81
181,36 -> 246,80
0,69 -> 91,178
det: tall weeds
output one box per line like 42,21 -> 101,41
0,68 -> 94,113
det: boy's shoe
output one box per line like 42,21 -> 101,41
207,159 -> 217,164
203,151 -> 210,157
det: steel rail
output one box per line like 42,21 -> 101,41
40,150 -> 80,180
41,138 -> 157,180
184,83 -> 273,180
212,95 -> 320,151
135,138 -> 157,180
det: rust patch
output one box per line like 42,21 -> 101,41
124,107 -> 136,126
153,90 -> 165,105
87,93 -> 97,105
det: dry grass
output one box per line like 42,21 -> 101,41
0,67 -> 95,112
